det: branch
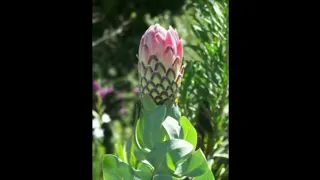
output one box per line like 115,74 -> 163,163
92,19 -> 132,47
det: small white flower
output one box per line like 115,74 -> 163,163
92,110 -> 99,118
92,118 -> 100,129
93,128 -> 104,139
102,113 -> 111,123
108,68 -> 117,77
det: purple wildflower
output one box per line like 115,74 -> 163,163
133,88 -> 140,94
97,87 -> 114,99
98,88 -> 108,99
93,80 -> 101,92
119,108 -> 127,115
107,87 -> 115,94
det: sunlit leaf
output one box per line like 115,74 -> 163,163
143,104 -> 167,149
162,116 -> 181,139
146,139 -> 194,174
174,149 -> 208,177
179,116 -> 197,149
102,155 -> 134,180
152,174 -> 180,180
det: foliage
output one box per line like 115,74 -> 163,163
102,96 -> 214,179
183,1 -> 229,179
92,0 -> 229,179
146,0 -> 229,179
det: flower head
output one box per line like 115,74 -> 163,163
93,128 -> 104,139
93,80 -> 115,99
93,80 -> 101,92
96,87 -> 115,99
106,87 -> 115,94
102,113 -> 111,123
133,87 -> 140,94
92,118 -> 100,129
138,24 -> 184,105
119,108 -> 127,115
98,88 -> 108,99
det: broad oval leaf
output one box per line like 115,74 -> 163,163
174,149 -> 208,177
166,103 -> 181,120
102,154 -> 133,180
132,161 -> 154,180
162,116 -> 181,139
179,116 -> 197,149
193,169 -> 215,180
103,154 -> 154,180
143,104 -> 167,149
141,95 -> 158,112
153,174 -> 180,180
146,139 -> 194,174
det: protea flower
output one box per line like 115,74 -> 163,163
138,24 -> 184,105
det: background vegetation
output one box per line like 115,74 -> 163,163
92,0 -> 228,179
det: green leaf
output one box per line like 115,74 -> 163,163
193,169 -> 215,180
132,161 -> 154,180
166,103 -> 181,120
192,25 -> 203,31
135,118 -> 146,151
152,174 -> 181,180
141,95 -> 158,112
213,3 -> 223,21
162,116 -> 181,139
184,44 -> 206,59
102,154 -> 134,180
102,154 -> 155,180
133,130 -> 147,161
115,142 -> 127,163
138,160 -> 154,173
146,139 -> 194,174
174,149 -> 208,177
125,136 -> 139,167
179,116 -> 197,149
143,104 -> 167,149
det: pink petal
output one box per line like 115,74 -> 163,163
146,24 -> 155,34
155,32 -> 165,42
138,37 -> 145,59
145,30 -> 156,54
168,26 -> 179,42
153,24 -> 160,31
163,46 -> 174,70
165,31 -> 176,55
155,24 -> 168,36
177,39 -> 184,59
141,44 -> 150,66
153,32 -> 165,57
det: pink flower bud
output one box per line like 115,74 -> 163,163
138,24 -> 184,105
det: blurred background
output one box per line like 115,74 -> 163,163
92,0 -> 228,179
